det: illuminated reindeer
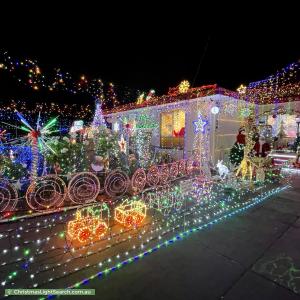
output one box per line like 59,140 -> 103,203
236,126 -> 257,182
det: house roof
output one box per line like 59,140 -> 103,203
104,84 -> 240,115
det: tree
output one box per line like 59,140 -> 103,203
230,142 -> 244,166
107,83 -> 120,108
92,102 -> 106,128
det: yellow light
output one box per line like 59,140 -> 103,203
179,80 -> 190,93
237,84 -> 247,95
68,208 -> 108,243
136,93 -> 145,105
115,200 -> 147,228
118,135 -> 127,153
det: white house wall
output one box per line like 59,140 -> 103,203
105,94 -> 246,165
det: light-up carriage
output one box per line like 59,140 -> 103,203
114,200 -> 147,228
67,206 -> 109,243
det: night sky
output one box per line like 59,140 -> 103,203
1,6 -> 299,106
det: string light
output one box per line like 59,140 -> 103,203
0,52 -> 296,297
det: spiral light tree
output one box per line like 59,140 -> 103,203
16,111 -> 57,181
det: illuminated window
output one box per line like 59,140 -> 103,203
160,110 -> 185,149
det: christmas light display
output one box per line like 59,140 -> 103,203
211,106 -> 220,115
0,176 -> 290,293
0,52 -> 298,296
159,164 -> 170,185
67,206 -> 109,243
92,103 -> 106,128
133,129 -> 152,168
0,178 -> 18,212
67,172 -> 101,204
247,60 -> 300,103
144,185 -> 184,216
0,129 -> 7,143
114,199 -> 147,228
169,162 -> 179,179
131,168 -> 147,194
193,113 -> 208,134
107,83 -> 120,108
104,170 -> 130,198
178,159 -> 187,175
118,135 -> 127,153
192,176 -> 214,202
34,184 -> 288,298
0,51 -> 126,107
216,160 -> 229,180
15,111 -> 58,180
146,165 -> 160,187
25,175 -> 66,211
178,80 -> 191,94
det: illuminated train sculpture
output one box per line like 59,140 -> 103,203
0,158 -> 196,213
67,205 -> 109,243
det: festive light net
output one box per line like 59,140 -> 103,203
247,61 -> 300,103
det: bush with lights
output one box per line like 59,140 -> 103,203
0,155 -> 28,181
230,128 -> 246,166
45,136 -> 90,175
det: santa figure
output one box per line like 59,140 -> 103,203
236,128 -> 246,145
253,136 -> 270,157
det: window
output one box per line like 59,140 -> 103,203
160,109 -> 185,149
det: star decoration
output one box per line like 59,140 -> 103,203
237,84 -> 247,95
193,114 -> 208,133
118,135 -> 127,153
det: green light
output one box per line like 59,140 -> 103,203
59,231 -> 65,238
43,117 -> 57,130
20,126 -> 31,132
24,249 -> 30,256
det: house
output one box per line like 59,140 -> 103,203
104,83 -> 248,166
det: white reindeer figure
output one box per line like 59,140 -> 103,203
216,160 -> 229,180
